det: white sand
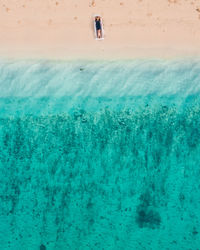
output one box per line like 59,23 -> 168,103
0,0 -> 200,59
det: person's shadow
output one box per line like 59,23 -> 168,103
90,17 -> 96,38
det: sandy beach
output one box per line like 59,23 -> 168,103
1,0 -> 200,59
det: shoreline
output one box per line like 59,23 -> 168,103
1,46 -> 200,61
1,54 -> 200,63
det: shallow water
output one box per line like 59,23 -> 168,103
0,59 -> 200,249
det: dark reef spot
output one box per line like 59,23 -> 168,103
81,117 -> 87,123
40,244 -> 46,250
86,200 -> 93,209
89,218 -> 95,226
136,206 -> 161,229
179,193 -> 185,202
192,227 -> 198,235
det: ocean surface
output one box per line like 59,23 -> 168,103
0,59 -> 200,250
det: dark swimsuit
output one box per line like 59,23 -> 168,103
95,20 -> 101,30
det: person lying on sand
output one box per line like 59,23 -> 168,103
95,16 -> 102,39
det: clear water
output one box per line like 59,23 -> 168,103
0,59 -> 200,250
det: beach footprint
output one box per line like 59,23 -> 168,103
168,0 -> 178,3
48,19 -> 52,25
89,0 -> 96,7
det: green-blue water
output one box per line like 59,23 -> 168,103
0,60 -> 200,249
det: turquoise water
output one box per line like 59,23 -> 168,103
0,59 -> 200,249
